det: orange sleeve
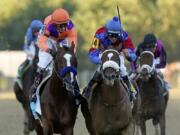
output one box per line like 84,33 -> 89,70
68,27 -> 78,53
37,15 -> 52,52
37,35 -> 49,52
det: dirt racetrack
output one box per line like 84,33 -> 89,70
0,89 -> 180,135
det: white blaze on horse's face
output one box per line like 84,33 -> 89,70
102,52 -> 120,72
63,53 -> 74,82
107,53 -> 113,60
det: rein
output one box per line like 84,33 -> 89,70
53,61 -> 77,79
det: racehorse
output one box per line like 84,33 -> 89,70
135,51 -> 169,135
34,44 -> 85,135
13,45 -> 39,135
88,49 -> 134,135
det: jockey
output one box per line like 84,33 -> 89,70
83,16 -> 137,101
136,33 -> 170,92
30,8 -> 78,119
17,20 -> 43,83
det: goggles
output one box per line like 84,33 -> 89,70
55,23 -> 68,29
107,33 -> 120,38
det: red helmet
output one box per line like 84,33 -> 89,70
51,8 -> 70,24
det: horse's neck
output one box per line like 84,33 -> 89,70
49,71 -> 67,97
141,75 -> 161,96
100,80 -> 128,105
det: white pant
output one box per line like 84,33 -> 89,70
37,38 -> 69,70
24,44 -> 36,61
119,55 -> 128,77
37,50 -> 53,69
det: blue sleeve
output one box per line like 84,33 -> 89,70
88,49 -> 101,64
25,28 -> 33,46
128,49 -> 137,62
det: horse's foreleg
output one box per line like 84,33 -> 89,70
121,121 -> 135,135
80,99 -> 96,135
135,124 -> 142,135
23,113 -> 30,135
61,127 -> 73,135
35,124 -> 43,135
43,127 -> 53,135
159,114 -> 166,135
42,121 -> 53,135
140,121 -> 146,135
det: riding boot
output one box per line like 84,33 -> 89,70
30,68 -> 44,103
122,76 -> 136,101
82,71 -> 102,100
30,68 -> 44,119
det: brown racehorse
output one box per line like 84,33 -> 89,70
34,44 -> 94,135
88,49 -> 134,135
135,51 -> 169,135
13,45 -> 39,135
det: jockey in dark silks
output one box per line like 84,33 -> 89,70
135,33 -> 170,93
83,16 -> 137,101
16,20 -> 43,87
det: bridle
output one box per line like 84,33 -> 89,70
137,51 -> 156,80
100,49 -> 121,84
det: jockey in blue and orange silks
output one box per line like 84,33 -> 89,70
30,8 -> 78,119
83,16 -> 137,101
136,33 -> 170,93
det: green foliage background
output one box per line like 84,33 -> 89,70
0,0 -> 180,71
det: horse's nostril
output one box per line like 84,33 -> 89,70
142,68 -> 148,74
112,74 -> 116,78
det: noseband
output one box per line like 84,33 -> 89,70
138,51 -> 155,79
100,49 -> 121,80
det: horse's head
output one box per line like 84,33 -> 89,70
100,49 -> 120,86
54,44 -> 78,92
137,51 -> 155,81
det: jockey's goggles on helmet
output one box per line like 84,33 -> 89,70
146,43 -> 157,49
32,28 -> 40,34
55,23 -> 68,29
107,33 -> 120,38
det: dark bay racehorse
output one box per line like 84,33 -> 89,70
34,45 -> 81,135
135,51 -> 169,135
14,46 -> 39,135
88,49 -> 134,135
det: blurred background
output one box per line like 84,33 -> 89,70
0,0 -> 180,135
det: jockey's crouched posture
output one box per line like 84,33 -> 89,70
136,33 -> 170,94
83,16 -> 137,101
30,8 -> 78,119
17,20 -> 43,83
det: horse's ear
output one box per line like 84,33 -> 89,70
70,41 -> 75,52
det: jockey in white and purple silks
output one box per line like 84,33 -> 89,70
83,16 -> 137,101
136,33 -> 170,93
